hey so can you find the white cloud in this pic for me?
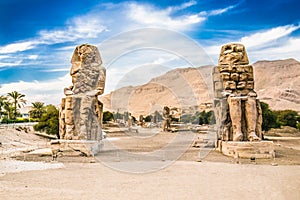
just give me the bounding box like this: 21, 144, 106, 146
249, 37, 300, 61
0, 1, 235, 57
204, 24, 300, 63
167, 0, 197, 12
39, 16, 107, 44
208, 5, 235, 16
0, 60, 23, 67
0, 41, 37, 54
125, 2, 237, 31
0, 13, 107, 55
127, 2, 205, 30
0, 74, 71, 105
0, 55, 9, 59
99, 28, 214, 94
28, 55, 38, 60
42, 68, 70, 72
240, 24, 300, 48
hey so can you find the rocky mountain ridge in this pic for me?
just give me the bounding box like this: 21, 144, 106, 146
100, 58, 300, 116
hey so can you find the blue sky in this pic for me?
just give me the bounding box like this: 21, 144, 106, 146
0, 0, 299, 105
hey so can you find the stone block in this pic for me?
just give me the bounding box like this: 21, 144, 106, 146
230, 73, 239, 81
221, 72, 230, 80
224, 81, 236, 90
237, 81, 246, 89
50, 139, 103, 157
239, 73, 248, 81
246, 81, 254, 90
221, 141, 274, 159
219, 65, 230, 72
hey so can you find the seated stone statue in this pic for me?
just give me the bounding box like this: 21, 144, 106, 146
213, 43, 262, 142
162, 106, 171, 131
59, 44, 106, 141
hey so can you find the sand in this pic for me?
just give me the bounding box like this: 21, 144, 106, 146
1, 161, 300, 200
1, 127, 300, 199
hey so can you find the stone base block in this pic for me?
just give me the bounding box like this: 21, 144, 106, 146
220, 141, 275, 159
50, 139, 103, 157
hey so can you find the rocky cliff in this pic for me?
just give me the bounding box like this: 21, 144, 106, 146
100, 58, 300, 116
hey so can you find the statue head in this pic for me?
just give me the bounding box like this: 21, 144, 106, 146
218, 43, 249, 65
163, 106, 170, 115
70, 44, 102, 84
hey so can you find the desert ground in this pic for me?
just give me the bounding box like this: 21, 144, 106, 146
1, 125, 300, 200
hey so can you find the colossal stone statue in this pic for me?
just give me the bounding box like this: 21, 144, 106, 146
162, 106, 171, 131
213, 43, 262, 142
127, 113, 132, 129
59, 44, 106, 141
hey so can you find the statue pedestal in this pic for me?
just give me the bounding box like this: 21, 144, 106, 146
220, 141, 274, 159
50, 139, 103, 157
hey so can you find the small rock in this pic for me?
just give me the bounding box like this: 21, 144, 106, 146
271, 162, 278, 166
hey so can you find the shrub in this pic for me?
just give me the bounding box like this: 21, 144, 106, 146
103, 111, 114, 123
33, 105, 59, 135
1, 117, 29, 124
144, 115, 152, 122
275, 110, 299, 128
179, 110, 215, 125
260, 102, 280, 131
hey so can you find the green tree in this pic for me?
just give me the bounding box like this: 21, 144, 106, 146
29, 102, 45, 119
296, 122, 300, 130
144, 115, 152, 122
114, 112, 121, 120
34, 105, 59, 136
0, 95, 7, 118
103, 111, 114, 123
207, 110, 216, 124
275, 110, 299, 128
7, 91, 26, 119
198, 111, 208, 125
180, 114, 193, 123
260, 102, 280, 131
3, 101, 13, 120
153, 111, 163, 123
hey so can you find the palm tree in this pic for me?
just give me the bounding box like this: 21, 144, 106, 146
0, 95, 7, 119
29, 102, 45, 119
3, 101, 13, 120
7, 91, 26, 119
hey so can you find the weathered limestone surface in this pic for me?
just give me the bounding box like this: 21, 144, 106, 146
51, 140, 102, 157
213, 43, 262, 142
221, 141, 275, 159
212, 43, 275, 158
59, 44, 106, 141
138, 115, 145, 127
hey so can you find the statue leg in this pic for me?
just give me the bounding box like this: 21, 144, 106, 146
228, 96, 243, 141
245, 97, 260, 141
64, 96, 74, 139
78, 96, 92, 140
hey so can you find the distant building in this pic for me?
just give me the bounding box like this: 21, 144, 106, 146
199, 102, 213, 111
19, 106, 32, 119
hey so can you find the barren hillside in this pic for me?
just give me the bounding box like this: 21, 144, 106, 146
101, 59, 300, 116
253, 58, 300, 111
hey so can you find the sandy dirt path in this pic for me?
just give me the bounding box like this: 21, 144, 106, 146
1, 161, 300, 200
